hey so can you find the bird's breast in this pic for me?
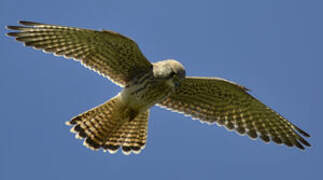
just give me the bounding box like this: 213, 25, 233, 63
120, 75, 175, 112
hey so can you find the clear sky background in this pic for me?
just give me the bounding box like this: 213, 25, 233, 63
1, 0, 322, 180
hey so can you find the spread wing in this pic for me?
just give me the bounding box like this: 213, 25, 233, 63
6, 21, 152, 87
157, 76, 311, 150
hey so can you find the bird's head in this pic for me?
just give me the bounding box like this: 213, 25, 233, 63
153, 59, 186, 87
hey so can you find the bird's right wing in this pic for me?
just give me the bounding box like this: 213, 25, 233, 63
157, 76, 311, 150
6, 21, 152, 87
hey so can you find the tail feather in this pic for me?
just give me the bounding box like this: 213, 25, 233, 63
104, 111, 149, 154
66, 95, 149, 154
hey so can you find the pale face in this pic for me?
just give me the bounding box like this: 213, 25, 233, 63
152, 59, 186, 88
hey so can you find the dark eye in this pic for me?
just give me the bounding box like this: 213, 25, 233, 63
170, 72, 176, 77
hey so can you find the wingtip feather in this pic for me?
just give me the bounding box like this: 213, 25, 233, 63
296, 127, 311, 138
5, 25, 11, 30
6, 25, 23, 30
19, 20, 43, 26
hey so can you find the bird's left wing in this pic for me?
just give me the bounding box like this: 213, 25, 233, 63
157, 76, 311, 150
6, 21, 152, 87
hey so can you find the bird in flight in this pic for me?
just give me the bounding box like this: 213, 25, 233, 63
6, 21, 311, 155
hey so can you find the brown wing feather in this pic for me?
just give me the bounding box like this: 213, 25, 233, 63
157, 76, 311, 150
6, 21, 152, 86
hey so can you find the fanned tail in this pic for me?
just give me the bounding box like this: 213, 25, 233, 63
66, 95, 149, 155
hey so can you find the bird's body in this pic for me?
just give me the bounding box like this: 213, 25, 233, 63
6, 21, 311, 154
121, 60, 183, 113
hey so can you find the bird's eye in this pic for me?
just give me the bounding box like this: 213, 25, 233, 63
170, 72, 176, 77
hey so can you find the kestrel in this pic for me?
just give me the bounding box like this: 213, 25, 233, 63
6, 21, 311, 154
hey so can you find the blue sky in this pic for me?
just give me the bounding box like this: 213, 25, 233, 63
1, 0, 322, 179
